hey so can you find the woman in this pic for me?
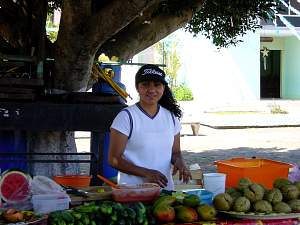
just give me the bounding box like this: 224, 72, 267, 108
108, 64, 191, 190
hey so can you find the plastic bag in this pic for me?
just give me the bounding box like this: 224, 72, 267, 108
288, 163, 300, 182
30, 175, 65, 195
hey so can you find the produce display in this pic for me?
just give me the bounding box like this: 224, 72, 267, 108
213, 177, 300, 217
151, 192, 216, 223
48, 191, 218, 225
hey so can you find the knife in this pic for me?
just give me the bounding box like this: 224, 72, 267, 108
63, 185, 89, 197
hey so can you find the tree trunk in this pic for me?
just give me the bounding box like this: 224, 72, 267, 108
27, 131, 80, 176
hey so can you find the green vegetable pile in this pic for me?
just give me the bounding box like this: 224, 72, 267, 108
49, 201, 155, 225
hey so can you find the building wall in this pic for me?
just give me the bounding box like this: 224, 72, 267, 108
283, 36, 300, 99
178, 31, 260, 108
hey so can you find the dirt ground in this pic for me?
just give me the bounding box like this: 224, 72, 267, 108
75, 126, 300, 174
180, 125, 300, 173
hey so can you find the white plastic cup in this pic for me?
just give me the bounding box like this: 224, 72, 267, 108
203, 173, 226, 197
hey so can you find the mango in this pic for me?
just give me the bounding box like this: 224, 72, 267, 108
175, 205, 198, 223
183, 194, 200, 207
197, 204, 217, 221
153, 195, 176, 209
153, 205, 175, 223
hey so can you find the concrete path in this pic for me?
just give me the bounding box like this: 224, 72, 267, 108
198, 112, 300, 128
181, 99, 300, 128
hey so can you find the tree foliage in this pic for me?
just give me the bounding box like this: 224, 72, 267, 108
173, 85, 194, 101
186, 0, 282, 48
155, 33, 181, 89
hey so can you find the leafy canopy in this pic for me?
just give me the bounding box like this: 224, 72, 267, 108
158, 0, 281, 48
48, 0, 281, 49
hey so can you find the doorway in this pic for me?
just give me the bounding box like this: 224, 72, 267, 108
260, 50, 281, 98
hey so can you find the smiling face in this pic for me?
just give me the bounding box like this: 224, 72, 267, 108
136, 80, 165, 105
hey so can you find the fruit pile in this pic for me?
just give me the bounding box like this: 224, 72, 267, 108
213, 177, 300, 214
0, 208, 40, 223
152, 193, 217, 223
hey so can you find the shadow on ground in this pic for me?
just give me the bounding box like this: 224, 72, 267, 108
182, 147, 300, 173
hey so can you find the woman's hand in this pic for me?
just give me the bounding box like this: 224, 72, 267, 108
144, 169, 168, 188
172, 157, 192, 183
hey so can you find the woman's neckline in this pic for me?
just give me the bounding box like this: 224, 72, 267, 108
136, 102, 160, 119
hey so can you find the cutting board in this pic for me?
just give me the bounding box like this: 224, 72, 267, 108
69, 186, 112, 203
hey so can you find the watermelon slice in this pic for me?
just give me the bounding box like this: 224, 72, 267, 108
0, 169, 31, 203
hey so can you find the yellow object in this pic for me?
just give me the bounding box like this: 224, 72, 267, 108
110, 56, 119, 62
92, 64, 131, 101
98, 53, 110, 62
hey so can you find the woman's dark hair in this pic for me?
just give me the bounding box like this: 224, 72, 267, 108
159, 85, 182, 119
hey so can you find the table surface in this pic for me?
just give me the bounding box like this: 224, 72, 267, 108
171, 218, 300, 225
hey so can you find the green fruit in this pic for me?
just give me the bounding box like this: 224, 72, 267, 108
183, 194, 200, 207
226, 188, 242, 201
232, 196, 251, 212
153, 205, 175, 223
288, 199, 300, 211
175, 205, 198, 223
237, 178, 252, 191
253, 200, 272, 213
213, 193, 233, 211
196, 204, 217, 221
294, 181, 300, 191
273, 202, 292, 213
243, 183, 265, 202
280, 184, 299, 200
273, 178, 292, 189
153, 196, 176, 209
264, 188, 283, 204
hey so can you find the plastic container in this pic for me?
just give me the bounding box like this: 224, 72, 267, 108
100, 63, 121, 82
32, 194, 70, 214
52, 175, 92, 188
203, 173, 226, 197
112, 183, 161, 202
92, 81, 126, 95
183, 189, 213, 205
214, 158, 293, 189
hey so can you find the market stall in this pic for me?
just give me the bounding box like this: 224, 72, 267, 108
1, 157, 300, 225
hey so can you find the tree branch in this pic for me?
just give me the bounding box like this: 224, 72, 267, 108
98, 0, 204, 61
84, 0, 159, 54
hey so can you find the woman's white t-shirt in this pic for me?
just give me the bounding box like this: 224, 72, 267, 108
110, 103, 181, 190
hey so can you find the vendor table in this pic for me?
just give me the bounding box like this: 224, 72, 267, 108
173, 218, 300, 224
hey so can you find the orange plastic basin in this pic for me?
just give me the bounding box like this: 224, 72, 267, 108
214, 157, 293, 189
53, 175, 92, 188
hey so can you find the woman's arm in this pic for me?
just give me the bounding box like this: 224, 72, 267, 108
108, 128, 168, 187
171, 133, 192, 183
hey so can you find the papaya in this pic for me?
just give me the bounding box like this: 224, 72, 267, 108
153, 195, 176, 209
153, 205, 175, 223
183, 194, 200, 207
175, 205, 198, 223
